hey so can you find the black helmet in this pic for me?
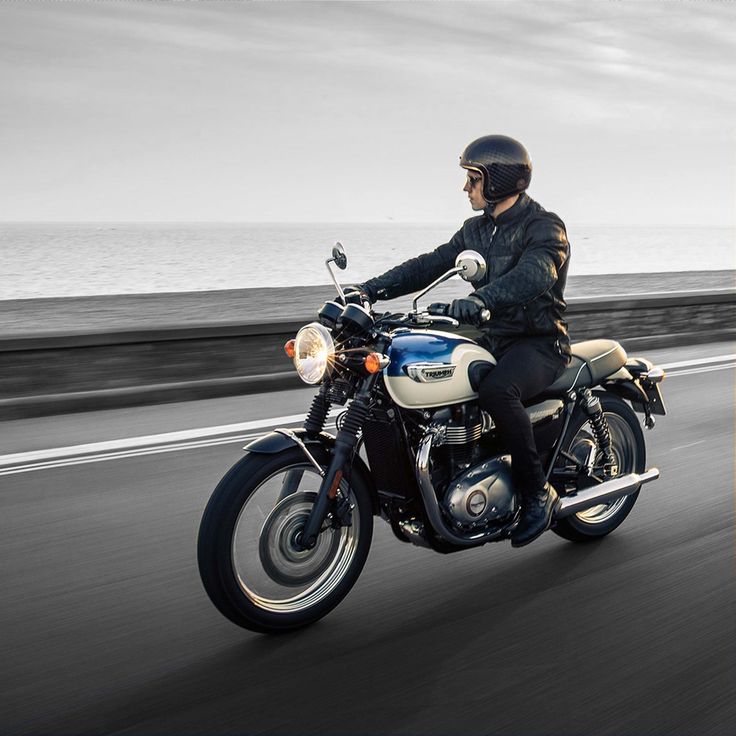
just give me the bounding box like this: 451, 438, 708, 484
460, 135, 532, 204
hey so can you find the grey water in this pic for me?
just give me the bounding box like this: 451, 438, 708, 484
1, 222, 733, 300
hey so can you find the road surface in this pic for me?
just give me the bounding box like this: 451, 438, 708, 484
1, 343, 734, 734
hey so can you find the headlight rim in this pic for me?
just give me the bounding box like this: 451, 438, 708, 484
293, 321, 335, 385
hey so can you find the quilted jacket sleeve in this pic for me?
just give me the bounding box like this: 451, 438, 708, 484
471, 214, 569, 310
362, 228, 466, 301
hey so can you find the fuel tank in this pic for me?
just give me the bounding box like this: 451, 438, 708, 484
384, 329, 495, 409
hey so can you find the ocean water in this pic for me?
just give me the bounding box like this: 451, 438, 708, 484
1, 222, 734, 300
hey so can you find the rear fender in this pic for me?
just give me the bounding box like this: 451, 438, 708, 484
245, 429, 379, 515
601, 378, 648, 413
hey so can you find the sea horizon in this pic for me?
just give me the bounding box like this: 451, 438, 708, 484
2, 221, 734, 300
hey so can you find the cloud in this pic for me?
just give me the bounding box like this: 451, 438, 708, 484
0, 0, 733, 224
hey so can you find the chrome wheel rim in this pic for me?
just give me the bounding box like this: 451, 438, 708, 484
231, 463, 361, 613
569, 412, 639, 525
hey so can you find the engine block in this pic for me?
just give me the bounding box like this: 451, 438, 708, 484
442, 455, 516, 529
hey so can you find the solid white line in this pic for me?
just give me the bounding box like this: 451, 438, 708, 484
0, 432, 269, 476
0, 410, 340, 469
660, 354, 736, 370
664, 363, 736, 377
572, 288, 735, 300
0, 352, 733, 477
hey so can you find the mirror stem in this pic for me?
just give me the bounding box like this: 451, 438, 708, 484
412, 266, 462, 312
325, 258, 346, 302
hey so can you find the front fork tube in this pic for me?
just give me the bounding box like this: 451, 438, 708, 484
297, 377, 376, 550
278, 469, 305, 502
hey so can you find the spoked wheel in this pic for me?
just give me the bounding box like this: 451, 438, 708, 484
552, 393, 646, 542
198, 446, 373, 633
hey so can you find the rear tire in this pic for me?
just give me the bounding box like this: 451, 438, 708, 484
552, 393, 646, 542
198, 446, 373, 633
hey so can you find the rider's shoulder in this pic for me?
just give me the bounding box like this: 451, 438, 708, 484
525, 197, 564, 223
460, 214, 487, 231
523, 198, 567, 240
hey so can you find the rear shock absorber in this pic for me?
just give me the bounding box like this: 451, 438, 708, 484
304, 386, 332, 436
579, 388, 618, 476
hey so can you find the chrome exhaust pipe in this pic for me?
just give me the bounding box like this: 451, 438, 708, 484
555, 468, 660, 519
416, 429, 506, 546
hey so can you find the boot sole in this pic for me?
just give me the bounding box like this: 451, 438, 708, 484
511, 498, 561, 548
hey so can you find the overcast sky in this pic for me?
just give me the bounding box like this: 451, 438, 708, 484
1, 0, 734, 226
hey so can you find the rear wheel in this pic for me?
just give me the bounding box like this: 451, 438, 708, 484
552, 393, 645, 542
198, 446, 373, 633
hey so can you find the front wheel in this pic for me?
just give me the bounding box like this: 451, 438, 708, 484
198, 445, 373, 633
552, 393, 646, 542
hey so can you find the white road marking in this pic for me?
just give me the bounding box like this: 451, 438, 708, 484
0, 352, 733, 476
664, 363, 736, 377
660, 354, 736, 370
574, 288, 735, 300
0, 410, 341, 474
669, 440, 706, 452
0, 431, 268, 476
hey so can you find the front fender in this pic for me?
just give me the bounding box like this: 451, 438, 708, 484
245, 428, 379, 515
244, 428, 336, 455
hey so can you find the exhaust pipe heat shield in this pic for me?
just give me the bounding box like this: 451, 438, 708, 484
555, 468, 660, 519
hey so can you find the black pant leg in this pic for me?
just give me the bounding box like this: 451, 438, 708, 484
478, 339, 566, 493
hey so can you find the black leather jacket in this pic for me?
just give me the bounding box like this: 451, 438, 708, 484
364, 193, 571, 355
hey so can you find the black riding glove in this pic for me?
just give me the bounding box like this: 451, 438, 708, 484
427, 302, 449, 316
447, 295, 486, 325
341, 284, 374, 306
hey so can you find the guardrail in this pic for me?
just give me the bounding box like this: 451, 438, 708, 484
1, 290, 734, 419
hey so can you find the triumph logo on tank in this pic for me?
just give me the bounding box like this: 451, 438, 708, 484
406, 363, 457, 382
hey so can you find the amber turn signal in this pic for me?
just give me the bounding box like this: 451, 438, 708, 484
284, 339, 296, 358
364, 352, 388, 374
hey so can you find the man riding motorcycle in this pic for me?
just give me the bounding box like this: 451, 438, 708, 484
352, 135, 571, 547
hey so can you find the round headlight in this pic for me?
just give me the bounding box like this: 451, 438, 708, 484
293, 322, 335, 384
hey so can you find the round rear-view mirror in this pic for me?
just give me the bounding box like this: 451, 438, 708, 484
332, 242, 348, 270
455, 250, 486, 281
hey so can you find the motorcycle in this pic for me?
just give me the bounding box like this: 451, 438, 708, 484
198, 244, 666, 633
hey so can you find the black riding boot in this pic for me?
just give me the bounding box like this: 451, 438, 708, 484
511, 482, 560, 548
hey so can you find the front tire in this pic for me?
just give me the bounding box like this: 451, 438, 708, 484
552, 393, 646, 542
198, 446, 373, 633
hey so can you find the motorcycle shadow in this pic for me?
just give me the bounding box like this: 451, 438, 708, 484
64, 535, 628, 733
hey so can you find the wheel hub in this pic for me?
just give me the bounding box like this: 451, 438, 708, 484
567, 423, 628, 523
569, 436, 600, 487
258, 492, 340, 587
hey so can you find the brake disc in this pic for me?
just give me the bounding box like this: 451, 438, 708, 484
258, 492, 341, 587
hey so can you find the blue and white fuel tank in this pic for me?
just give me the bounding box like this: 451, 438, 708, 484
384, 329, 495, 409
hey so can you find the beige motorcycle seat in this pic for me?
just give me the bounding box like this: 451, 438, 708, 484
468, 339, 627, 399
539, 339, 627, 397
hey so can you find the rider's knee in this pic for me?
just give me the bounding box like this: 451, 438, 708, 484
479, 377, 520, 410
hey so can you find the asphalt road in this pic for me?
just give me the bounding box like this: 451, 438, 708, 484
1, 343, 734, 735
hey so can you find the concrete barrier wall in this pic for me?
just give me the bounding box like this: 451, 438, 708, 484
1, 290, 734, 419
